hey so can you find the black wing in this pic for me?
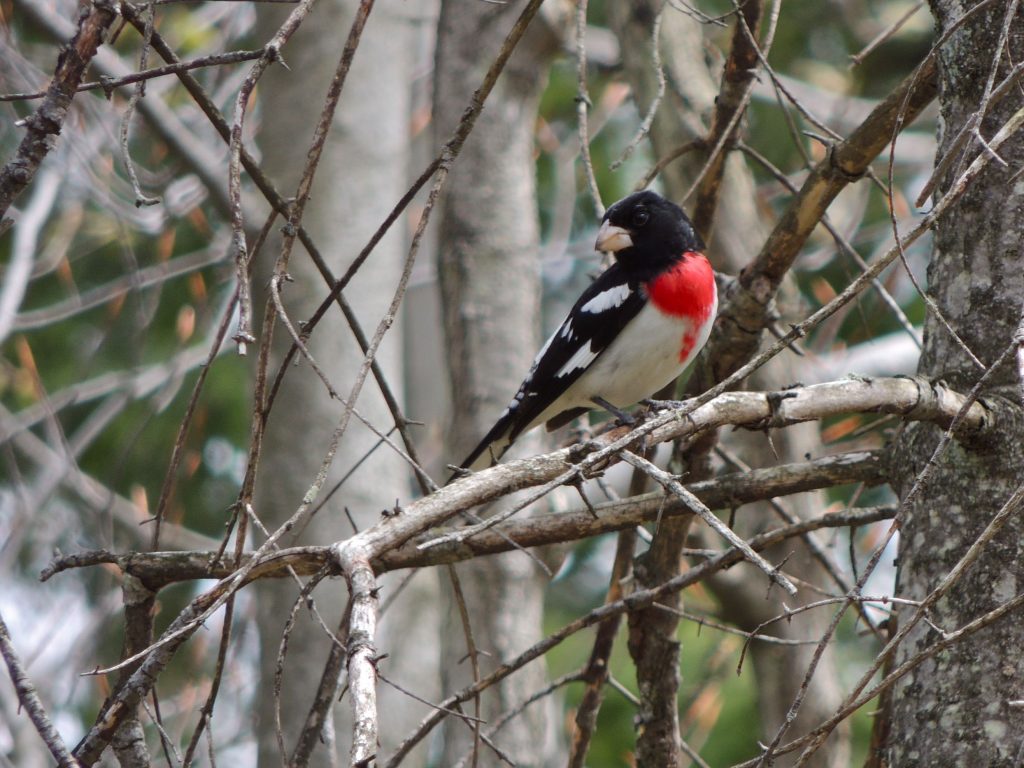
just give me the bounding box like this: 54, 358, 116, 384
459, 263, 647, 469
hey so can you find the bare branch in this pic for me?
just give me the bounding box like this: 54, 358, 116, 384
0, 0, 119, 221
420, 376, 994, 550
849, 1, 925, 67
43, 448, 888, 586
382, 505, 895, 766
705, 55, 938, 384
0, 49, 266, 102
621, 450, 798, 595
0, 611, 77, 767
574, 0, 604, 218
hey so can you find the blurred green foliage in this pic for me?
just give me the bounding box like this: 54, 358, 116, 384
1, 0, 935, 763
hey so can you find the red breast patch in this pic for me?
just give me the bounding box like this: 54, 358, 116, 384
646, 252, 716, 321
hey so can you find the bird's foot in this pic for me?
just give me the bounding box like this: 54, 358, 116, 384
592, 396, 637, 428
641, 398, 688, 413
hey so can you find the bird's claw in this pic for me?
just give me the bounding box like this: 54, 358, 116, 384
592, 396, 637, 428
641, 398, 687, 413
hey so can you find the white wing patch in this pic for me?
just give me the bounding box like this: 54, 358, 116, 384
581, 283, 632, 314
556, 342, 599, 378
560, 320, 574, 340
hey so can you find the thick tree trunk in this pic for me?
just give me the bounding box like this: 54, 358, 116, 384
888, 2, 1024, 764
433, 2, 564, 765
250, 3, 437, 766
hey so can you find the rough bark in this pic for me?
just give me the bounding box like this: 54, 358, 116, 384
888, 2, 1024, 765
250, 3, 438, 766
433, 2, 564, 764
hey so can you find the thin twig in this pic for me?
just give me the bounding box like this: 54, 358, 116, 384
574, 0, 604, 218
118, 3, 160, 207
782, 476, 1024, 766
732, 591, 1024, 767
382, 508, 894, 766
884, 0, 1021, 374
227, 0, 320, 352
568, 528, 636, 768
0, 49, 266, 102
736, 141, 921, 348
849, 1, 925, 67
620, 450, 798, 595
755, 340, 1019, 765
0, 0, 119, 221
0, 612, 77, 767
611, 4, 665, 171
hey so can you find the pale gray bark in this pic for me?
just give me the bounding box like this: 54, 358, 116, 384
250, 3, 438, 766
433, 2, 565, 765
887, 2, 1024, 765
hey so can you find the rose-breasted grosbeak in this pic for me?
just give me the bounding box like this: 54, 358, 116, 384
460, 190, 717, 471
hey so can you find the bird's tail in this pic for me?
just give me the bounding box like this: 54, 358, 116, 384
457, 414, 516, 474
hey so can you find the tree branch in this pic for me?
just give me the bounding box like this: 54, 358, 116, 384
702, 55, 938, 386
382, 505, 895, 766
0, 611, 77, 767
691, 0, 764, 236
0, 0, 118, 221
0, 48, 266, 102
43, 448, 887, 587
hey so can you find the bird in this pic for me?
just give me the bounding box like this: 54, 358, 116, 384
459, 189, 718, 472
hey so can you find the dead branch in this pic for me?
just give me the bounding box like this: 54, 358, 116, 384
691, 0, 764, 236
704, 55, 938, 385
43, 448, 887, 587
0, 611, 78, 767
383, 505, 895, 766
622, 450, 798, 594
0, 48, 266, 102
0, 0, 118, 221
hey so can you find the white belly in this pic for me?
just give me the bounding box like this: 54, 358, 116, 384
532, 294, 716, 429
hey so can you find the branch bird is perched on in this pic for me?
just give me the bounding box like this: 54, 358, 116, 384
460, 190, 718, 471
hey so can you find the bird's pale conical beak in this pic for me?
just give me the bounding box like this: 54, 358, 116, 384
595, 220, 633, 252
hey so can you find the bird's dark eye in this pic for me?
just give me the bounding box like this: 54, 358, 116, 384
632, 208, 649, 227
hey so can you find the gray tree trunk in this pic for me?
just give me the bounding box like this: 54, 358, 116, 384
250, 3, 438, 766
432, 2, 564, 765
888, 2, 1024, 764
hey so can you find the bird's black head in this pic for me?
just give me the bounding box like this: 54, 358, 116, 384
595, 190, 703, 277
